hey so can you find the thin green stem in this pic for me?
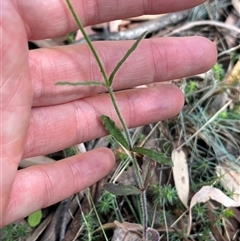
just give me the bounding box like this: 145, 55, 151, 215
130, 152, 143, 188
108, 86, 148, 239
66, 0, 109, 86
65, 1, 149, 239
131, 152, 148, 240
79, 204, 92, 241
141, 190, 148, 241
88, 189, 108, 241
108, 87, 132, 149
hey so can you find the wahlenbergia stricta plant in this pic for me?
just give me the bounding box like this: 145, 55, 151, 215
56, 0, 173, 240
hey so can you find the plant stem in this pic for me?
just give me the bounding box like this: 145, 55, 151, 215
65, 1, 149, 239
141, 190, 148, 240
88, 189, 108, 241
66, 0, 109, 86
108, 86, 148, 240
108, 87, 132, 149
131, 152, 148, 240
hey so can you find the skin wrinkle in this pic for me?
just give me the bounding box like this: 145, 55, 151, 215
120, 91, 136, 128
167, 43, 180, 78
29, 56, 44, 105
72, 100, 89, 143
26, 107, 57, 157
24, 116, 35, 157
33, 109, 48, 156
7, 169, 40, 220
142, 0, 152, 14
114, 46, 154, 87
5, 171, 36, 223
82, 0, 99, 27
4, 70, 27, 108
37, 166, 56, 208
88, 46, 104, 92
66, 155, 101, 193
66, 159, 83, 193
149, 40, 166, 83
18, 0, 63, 40
14, 0, 32, 39
185, 40, 210, 73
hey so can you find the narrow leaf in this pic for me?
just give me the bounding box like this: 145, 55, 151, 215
55, 81, 107, 87
108, 31, 147, 86
132, 147, 173, 166
104, 183, 142, 196
27, 210, 42, 227
100, 115, 129, 149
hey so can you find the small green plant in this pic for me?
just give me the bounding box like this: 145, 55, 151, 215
67, 31, 77, 44
0, 222, 30, 241
185, 80, 198, 94
214, 206, 235, 230
80, 211, 98, 241
151, 184, 178, 207
56, 1, 173, 239
97, 191, 115, 215
192, 203, 208, 221
212, 62, 225, 81
27, 209, 42, 227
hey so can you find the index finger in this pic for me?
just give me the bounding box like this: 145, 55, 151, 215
14, 0, 206, 40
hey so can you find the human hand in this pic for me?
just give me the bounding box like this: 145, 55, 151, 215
1, 0, 216, 227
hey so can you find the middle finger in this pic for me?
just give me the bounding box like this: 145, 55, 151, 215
30, 37, 216, 106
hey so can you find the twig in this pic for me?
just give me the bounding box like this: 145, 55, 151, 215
167, 20, 240, 36
218, 44, 240, 57
74, 10, 191, 43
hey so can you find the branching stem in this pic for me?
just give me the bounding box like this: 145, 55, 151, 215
66, 0, 109, 86
65, 1, 149, 240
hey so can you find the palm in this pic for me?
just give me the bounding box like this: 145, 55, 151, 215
1, 0, 216, 227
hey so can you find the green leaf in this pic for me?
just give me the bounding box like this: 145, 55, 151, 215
27, 210, 42, 227
100, 115, 129, 149
55, 81, 107, 87
132, 147, 173, 166
108, 31, 147, 86
104, 183, 142, 196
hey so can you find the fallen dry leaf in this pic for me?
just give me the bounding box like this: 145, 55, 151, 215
114, 220, 143, 232
111, 221, 142, 241
232, 0, 240, 14
216, 161, 240, 205
188, 185, 240, 234
172, 149, 189, 208
20, 156, 55, 168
